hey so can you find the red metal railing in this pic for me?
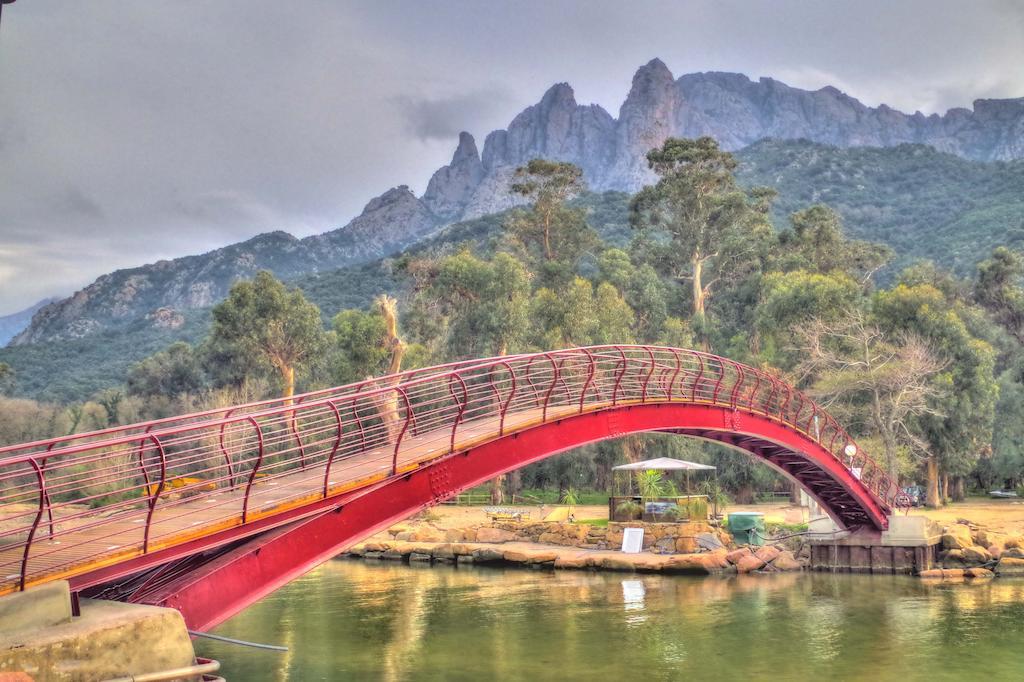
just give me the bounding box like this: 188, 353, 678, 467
0, 346, 904, 593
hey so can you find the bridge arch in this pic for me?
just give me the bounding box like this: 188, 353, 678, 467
0, 346, 904, 628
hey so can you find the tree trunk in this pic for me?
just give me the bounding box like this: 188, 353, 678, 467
691, 256, 706, 318
789, 481, 802, 505
925, 455, 941, 508
952, 476, 965, 502
281, 364, 295, 399
506, 469, 522, 502
941, 472, 949, 504
490, 476, 504, 505
543, 210, 553, 261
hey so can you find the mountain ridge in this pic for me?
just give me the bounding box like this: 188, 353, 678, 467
11, 58, 1024, 346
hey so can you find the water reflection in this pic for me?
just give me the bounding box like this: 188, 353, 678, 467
201, 559, 1024, 681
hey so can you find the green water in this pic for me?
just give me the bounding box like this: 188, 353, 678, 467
201, 559, 1024, 681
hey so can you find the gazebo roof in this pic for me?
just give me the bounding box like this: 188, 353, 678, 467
612, 457, 716, 471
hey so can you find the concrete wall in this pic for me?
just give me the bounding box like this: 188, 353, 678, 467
0, 587, 197, 682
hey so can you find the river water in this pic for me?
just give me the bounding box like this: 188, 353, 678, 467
200, 559, 1024, 681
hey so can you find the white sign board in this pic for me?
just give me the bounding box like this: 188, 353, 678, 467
621, 527, 644, 554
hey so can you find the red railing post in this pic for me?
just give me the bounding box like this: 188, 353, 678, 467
322, 401, 343, 498
351, 397, 367, 452
578, 349, 595, 413
498, 361, 516, 436
19, 458, 45, 591
218, 409, 236, 489
142, 435, 167, 553
392, 389, 413, 474
710, 357, 726, 404
691, 354, 705, 401
289, 397, 308, 470
611, 348, 627, 406
729, 361, 746, 408
448, 373, 469, 453
748, 371, 762, 412
41, 442, 57, 538
241, 418, 264, 525
641, 347, 656, 403
668, 349, 682, 401
542, 354, 558, 422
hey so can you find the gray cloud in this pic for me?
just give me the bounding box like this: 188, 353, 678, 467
0, 0, 1022, 314
395, 89, 513, 142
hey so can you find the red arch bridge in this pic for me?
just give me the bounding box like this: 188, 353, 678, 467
0, 346, 906, 630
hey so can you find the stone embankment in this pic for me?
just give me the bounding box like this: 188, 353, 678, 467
920, 521, 1024, 581
346, 540, 805, 574
349, 516, 807, 575
387, 519, 733, 554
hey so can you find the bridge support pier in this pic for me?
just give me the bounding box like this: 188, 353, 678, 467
806, 514, 942, 574
0, 581, 200, 681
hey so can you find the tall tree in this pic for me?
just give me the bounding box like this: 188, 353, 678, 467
793, 311, 945, 479
505, 159, 597, 287
629, 137, 772, 343
420, 251, 532, 358
873, 283, 997, 506
974, 246, 1024, 346
776, 205, 891, 283
207, 271, 327, 399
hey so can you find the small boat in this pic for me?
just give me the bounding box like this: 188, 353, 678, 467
989, 490, 1020, 499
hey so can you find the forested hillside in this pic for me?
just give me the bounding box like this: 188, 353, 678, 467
736, 140, 1024, 276
3, 141, 1023, 401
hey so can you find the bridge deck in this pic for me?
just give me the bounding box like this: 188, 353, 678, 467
0, 403, 589, 595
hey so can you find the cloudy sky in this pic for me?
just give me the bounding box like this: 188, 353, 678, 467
1, 0, 1022, 314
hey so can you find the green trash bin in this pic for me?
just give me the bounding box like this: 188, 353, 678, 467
728, 512, 766, 546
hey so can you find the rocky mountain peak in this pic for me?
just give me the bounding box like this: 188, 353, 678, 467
623, 58, 675, 107
422, 132, 485, 220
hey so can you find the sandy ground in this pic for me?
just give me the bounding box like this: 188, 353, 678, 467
417, 497, 1024, 535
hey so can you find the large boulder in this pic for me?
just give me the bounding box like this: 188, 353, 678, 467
962, 545, 993, 564
941, 524, 974, 550
409, 526, 446, 543
444, 528, 467, 543
1003, 547, 1024, 559
726, 547, 753, 564
472, 547, 506, 562
554, 554, 591, 569
663, 554, 712, 574
475, 527, 518, 543
942, 549, 968, 567
754, 546, 781, 563
965, 567, 995, 579
995, 557, 1024, 576
736, 555, 766, 573
988, 544, 1003, 560
971, 528, 992, 548
771, 551, 803, 571
503, 548, 557, 564
1004, 535, 1023, 549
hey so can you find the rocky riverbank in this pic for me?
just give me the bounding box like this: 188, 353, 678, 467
346, 539, 805, 575
923, 521, 1024, 580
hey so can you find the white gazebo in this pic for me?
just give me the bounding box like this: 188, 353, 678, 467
612, 457, 717, 473
611, 457, 720, 520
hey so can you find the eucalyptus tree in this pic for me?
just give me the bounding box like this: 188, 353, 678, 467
506, 159, 598, 287
206, 271, 328, 399
629, 137, 773, 344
